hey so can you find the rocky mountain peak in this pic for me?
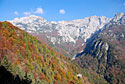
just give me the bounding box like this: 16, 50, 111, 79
9, 14, 112, 57
11, 15, 47, 23
113, 12, 125, 22
10, 15, 110, 44
104, 13, 125, 29
10, 15, 52, 33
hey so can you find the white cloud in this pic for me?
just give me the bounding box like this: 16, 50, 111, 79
14, 11, 19, 15
23, 12, 31, 16
34, 8, 43, 14
59, 9, 65, 14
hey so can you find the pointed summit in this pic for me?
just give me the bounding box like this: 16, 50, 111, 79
112, 12, 125, 23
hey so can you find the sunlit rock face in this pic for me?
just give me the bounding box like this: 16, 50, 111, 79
74, 13, 125, 84
10, 15, 110, 56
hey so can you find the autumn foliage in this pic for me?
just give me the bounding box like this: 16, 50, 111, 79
0, 21, 89, 84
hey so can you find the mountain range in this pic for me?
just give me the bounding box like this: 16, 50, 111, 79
1, 12, 124, 84
75, 13, 125, 84
10, 14, 111, 57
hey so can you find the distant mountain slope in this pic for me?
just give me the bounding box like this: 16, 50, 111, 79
0, 21, 92, 84
10, 15, 110, 57
10, 15, 110, 43
75, 13, 125, 84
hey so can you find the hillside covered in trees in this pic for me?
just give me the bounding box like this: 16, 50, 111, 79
0, 21, 91, 84
0, 21, 109, 84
